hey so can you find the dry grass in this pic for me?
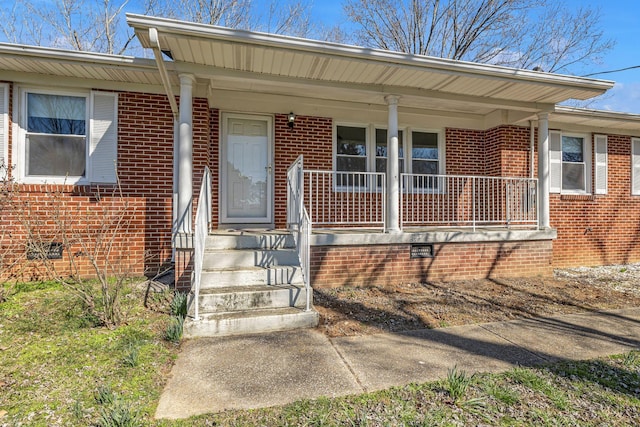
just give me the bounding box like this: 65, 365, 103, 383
315, 265, 640, 337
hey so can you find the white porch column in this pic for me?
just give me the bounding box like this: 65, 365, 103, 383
172, 119, 179, 235
176, 74, 195, 235
537, 112, 550, 229
385, 95, 401, 233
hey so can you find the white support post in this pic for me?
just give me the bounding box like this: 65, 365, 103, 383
385, 95, 401, 233
177, 74, 195, 235
537, 113, 550, 229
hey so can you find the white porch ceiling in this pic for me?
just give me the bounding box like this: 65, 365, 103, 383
128, 14, 614, 117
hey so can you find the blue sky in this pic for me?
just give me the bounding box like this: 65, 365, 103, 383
307, 0, 640, 114
581, 0, 640, 113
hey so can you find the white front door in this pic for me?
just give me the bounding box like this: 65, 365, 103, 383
221, 113, 273, 224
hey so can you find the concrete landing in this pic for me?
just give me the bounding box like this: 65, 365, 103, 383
156, 307, 640, 419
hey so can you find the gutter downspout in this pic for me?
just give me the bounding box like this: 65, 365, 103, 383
149, 27, 180, 260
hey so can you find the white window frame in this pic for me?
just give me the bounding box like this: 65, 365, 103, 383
13, 87, 118, 185
407, 128, 446, 175
550, 131, 592, 195
333, 122, 444, 191
562, 132, 591, 194
14, 87, 90, 185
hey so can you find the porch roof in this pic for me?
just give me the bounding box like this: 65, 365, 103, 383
127, 14, 613, 116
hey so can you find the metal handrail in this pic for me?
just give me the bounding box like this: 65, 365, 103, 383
287, 155, 311, 312
192, 166, 212, 321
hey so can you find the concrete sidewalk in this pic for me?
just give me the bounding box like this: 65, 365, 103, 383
155, 307, 640, 419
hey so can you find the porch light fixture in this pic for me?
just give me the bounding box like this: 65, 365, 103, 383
287, 112, 296, 129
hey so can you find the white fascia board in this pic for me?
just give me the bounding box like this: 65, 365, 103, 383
126, 14, 614, 93
555, 105, 640, 122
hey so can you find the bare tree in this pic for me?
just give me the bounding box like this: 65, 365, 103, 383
2, 0, 166, 55
165, 0, 312, 37
343, 0, 613, 74
2, 0, 314, 54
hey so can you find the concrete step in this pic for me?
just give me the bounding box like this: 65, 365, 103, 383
203, 248, 299, 269
198, 285, 310, 312
206, 232, 295, 250
184, 307, 319, 338
200, 265, 303, 288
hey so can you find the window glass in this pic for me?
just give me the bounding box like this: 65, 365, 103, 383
375, 128, 404, 173
411, 131, 439, 183
27, 94, 86, 135
336, 126, 366, 157
336, 125, 366, 186
25, 93, 86, 177
561, 135, 585, 192
562, 136, 584, 163
412, 131, 439, 160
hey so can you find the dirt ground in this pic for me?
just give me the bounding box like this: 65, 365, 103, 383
314, 264, 640, 337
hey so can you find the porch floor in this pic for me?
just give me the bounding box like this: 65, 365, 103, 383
210, 226, 556, 245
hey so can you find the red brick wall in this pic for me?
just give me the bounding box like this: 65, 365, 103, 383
1, 90, 210, 280
117, 92, 209, 270
311, 240, 553, 287
0, 184, 146, 280
274, 114, 333, 228
550, 134, 640, 267
445, 128, 486, 175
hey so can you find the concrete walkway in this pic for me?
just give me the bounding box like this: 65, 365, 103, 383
155, 307, 640, 419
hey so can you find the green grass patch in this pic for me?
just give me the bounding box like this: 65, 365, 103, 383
3, 281, 640, 426
0, 280, 177, 426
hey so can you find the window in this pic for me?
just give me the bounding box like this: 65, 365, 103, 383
16, 88, 118, 184
336, 125, 367, 187
334, 124, 443, 187
25, 92, 87, 177
549, 130, 592, 194
561, 135, 586, 192
411, 131, 440, 175
375, 128, 404, 174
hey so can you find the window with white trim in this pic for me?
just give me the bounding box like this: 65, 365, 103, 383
25, 92, 87, 177
335, 124, 444, 188
549, 130, 592, 194
15, 88, 118, 184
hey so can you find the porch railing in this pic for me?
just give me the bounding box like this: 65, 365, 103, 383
401, 174, 538, 230
287, 155, 311, 312
303, 170, 386, 231
191, 166, 212, 321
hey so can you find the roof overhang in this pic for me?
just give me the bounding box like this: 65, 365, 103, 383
0, 42, 164, 91
551, 106, 640, 133
127, 14, 614, 117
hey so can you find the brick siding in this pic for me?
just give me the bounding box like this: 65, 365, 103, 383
1, 89, 210, 280
311, 240, 553, 287
550, 133, 640, 267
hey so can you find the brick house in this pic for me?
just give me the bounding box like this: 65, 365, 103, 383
1, 15, 640, 335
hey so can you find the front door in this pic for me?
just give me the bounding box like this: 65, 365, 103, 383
221, 113, 273, 224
